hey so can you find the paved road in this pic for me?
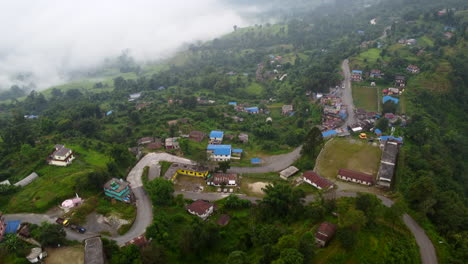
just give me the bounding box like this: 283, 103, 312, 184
3, 214, 98, 242
340, 59, 357, 128
228, 146, 302, 174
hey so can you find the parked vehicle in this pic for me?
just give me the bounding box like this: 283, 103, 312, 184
69, 224, 86, 234
55, 218, 69, 227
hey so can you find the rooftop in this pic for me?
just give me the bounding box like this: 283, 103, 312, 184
316, 222, 337, 241
378, 163, 395, 182
208, 173, 237, 185
303, 171, 333, 189
104, 178, 130, 193
280, 166, 299, 178
210, 130, 224, 138
207, 144, 232, 150
214, 148, 231, 156
381, 142, 399, 164
53, 145, 72, 157
187, 200, 213, 215
338, 169, 374, 183
84, 237, 105, 264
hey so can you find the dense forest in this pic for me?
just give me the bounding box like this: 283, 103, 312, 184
0, 0, 467, 263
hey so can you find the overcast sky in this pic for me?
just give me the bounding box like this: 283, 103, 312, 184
0, 0, 254, 90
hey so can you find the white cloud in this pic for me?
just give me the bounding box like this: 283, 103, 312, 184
0, 0, 251, 90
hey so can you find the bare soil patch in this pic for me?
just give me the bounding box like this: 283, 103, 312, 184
45, 246, 84, 264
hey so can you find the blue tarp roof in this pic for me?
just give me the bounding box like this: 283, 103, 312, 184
380, 136, 403, 143
5, 220, 21, 234
214, 148, 231, 155
245, 107, 259, 112
352, 70, 363, 74
210, 131, 224, 138
106, 110, 113, 116
207, 144, 231, 150
383, 96, 399, 104
228, 102, 237, 105
251, 158, 261, 164
322, 130, 338, 137
375, 129, 382, 134
232, 149, 243, 153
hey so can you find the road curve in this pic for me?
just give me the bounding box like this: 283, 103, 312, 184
228, 146, 302, 174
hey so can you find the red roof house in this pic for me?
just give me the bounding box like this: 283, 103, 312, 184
315, 222, 337, 247
303, 171, 334, 190
207, 173, 237, 186
186, 200, 214, 220
337, 169, 374, 186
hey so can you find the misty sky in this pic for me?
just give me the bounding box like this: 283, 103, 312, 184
0, 0, 254, 90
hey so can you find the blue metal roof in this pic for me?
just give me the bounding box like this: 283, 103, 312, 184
380, 136, 403, 143
106, 110, 113, 116
375, 129, 382, 134
245, 107, 259, 112
214, 148, 232, 155
383, 96, 399, 104
207, 144, 231, 150
322, 130, 338, 137
251, 158, 261, 164
5, 220, 21, 234
232, 149, 243, 153
352, 70, 363, 74
210, 131, 224, 138
228, 102, 237, 106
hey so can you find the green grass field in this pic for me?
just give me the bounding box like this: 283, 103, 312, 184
3, 144, 110, 213
352, 84, 378, 112
315, 138, 382, 180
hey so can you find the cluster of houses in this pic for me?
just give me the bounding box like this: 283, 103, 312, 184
256, 55, 287, 82
319, 95, 347, 131
229, 102, 262, 114
351, 69, 384, 82
398, 38, 417, 45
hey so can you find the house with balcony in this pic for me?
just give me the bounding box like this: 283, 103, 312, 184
207, 144, 232, 161
104, 178, 132, 203
47, 144, 75, 166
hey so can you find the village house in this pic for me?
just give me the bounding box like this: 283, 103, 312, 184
104, 178, 132, 203
125, 235, 149, 248
406, 64, 420, 74
128, 92, 141, 102
47, 144, 75, 166
207, 144, 232, 161
444, 32, 454, 39
209, 130, 224, 144
207, 173, 238, 187
187, 200, 214, 220
244, 107, 260, 114
26, 248, 47, 263
315, 222, 337, 247
303, 171, 334, 190
189, 131, 206, 142
137, 137, 154, 145
351, 70, 363, 82
379, 136, 403, 145
165, 137, 180, 150
147, 139, 163, 150
377, 141, 399, 188
406, 39, 417, 45
0, 212, 6, 241
369, 69, 382, 78
170, 163, 209, 181
84, 237, 105, 264
167, 119, 178, 126
280, 166, 299, 180
394, 75, 406, 87
337, 169, 374, 186
231, 149, 243, 160
238, 133, 249, 143
282, 105, 294, 115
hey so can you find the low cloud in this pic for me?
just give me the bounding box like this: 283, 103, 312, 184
0, 0, 252, 90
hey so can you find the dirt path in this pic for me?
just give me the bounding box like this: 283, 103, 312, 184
341, 59, 357, 128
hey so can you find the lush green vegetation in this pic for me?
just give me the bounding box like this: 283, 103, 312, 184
0, 0, 467, 262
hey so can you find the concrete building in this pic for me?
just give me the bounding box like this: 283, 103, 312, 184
103, 178, 132, 203
84, 237, 105, 264
47, 145, 75, 166
187, 200, 214, 220
377, 141, 399, 188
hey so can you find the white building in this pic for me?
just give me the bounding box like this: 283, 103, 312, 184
47, 145, 75, 166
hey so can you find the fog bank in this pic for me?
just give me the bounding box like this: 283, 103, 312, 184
0, 0, 252, 90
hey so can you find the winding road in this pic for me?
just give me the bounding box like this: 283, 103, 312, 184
3, 57, 437, 263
